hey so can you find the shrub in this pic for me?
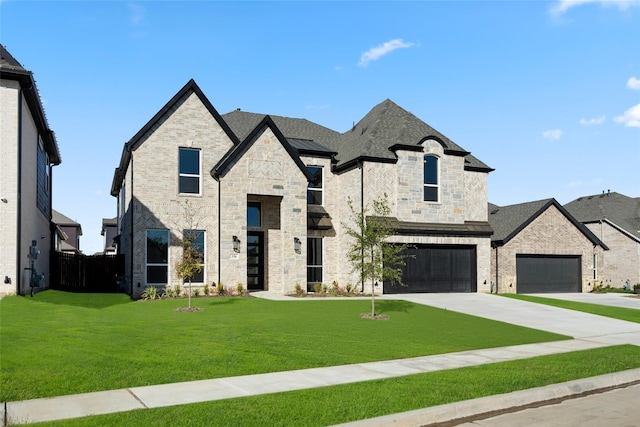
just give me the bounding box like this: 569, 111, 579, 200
203, 284, 210, 296
175, 284, 182, 298
217, 282, 225, 296
294, 283, 303, 296
313, 283, 322, 294
236, 283, 244, 295
141, 286, 158, 300
193, 288, 200, 297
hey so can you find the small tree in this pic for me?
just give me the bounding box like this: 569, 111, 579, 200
344, 194, 411, 317
173, 200, 204, 310
175, 231, 204, 309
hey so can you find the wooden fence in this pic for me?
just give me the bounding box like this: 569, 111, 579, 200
51, 252, 125, 293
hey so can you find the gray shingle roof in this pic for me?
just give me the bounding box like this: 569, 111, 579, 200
488, 198, 606, 248
564, 192, 640, 241
222, 99, 492, 172
1, 45, 61, 165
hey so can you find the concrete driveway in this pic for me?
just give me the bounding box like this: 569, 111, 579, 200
379, 293, 640, 345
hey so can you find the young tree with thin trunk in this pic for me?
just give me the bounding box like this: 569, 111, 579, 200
344, 194, 410, 317
174, 200, 204, 310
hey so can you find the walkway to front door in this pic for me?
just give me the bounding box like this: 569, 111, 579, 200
247, 231, 264, 290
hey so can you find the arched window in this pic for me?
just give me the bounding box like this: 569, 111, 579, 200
424, 155, 439, 202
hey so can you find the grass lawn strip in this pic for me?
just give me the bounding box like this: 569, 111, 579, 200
0, 291, 570, 401
500, 294, 640, 324
31, 345, 640, 427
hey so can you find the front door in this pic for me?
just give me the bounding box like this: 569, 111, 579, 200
247, 232, 264, 290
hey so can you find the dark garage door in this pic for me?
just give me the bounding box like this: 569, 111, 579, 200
516, 255, 581, 293
384, 245, 476, 293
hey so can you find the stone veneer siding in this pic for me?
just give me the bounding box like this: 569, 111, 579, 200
491, 205, 604, 293
583, 222, 640, 288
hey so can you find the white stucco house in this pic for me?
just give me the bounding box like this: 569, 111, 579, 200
0, 45, 61, 296
111, 79, 494, 298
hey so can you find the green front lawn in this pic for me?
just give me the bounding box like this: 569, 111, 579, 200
34, 345, 640, 427
1, 291, 569, 401
500, 294, 640, 323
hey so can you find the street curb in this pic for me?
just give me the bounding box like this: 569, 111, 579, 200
331, 368, 640, 427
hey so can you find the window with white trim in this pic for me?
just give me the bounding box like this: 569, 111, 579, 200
307, 166, 323, 205
146, 229, 169, 285
423, 155, 439, 202
179, 148, 201, 194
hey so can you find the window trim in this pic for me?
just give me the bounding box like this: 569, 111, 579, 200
178, 147, 202, 195
306, 165, 323, 206
423, 154, 439, 203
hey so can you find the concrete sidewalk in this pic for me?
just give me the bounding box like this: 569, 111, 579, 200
3, 293, 639, 425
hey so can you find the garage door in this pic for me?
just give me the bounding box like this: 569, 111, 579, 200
384, 245, 476, 293
516, 255, 581, 293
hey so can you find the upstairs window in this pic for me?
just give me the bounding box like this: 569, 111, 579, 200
36, 139, 50, 216
424, 155, 439, 202
307, 166, 323, 205
247, 202, 261, 228
179, 148, 201, 194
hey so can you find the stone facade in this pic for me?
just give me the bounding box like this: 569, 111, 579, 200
113, 80, 494, 298
583, 221, 640, 288
491, 205, 605, 293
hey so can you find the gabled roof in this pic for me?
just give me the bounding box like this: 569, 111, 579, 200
52, 210, 83, 235
489, 198, 607, 249
101, 217, 117, 235
111, 79, 239, 196
223, 99, 492, 172
565, 192, 640, 242
211, 115, 314, 182
0, 45, 61, 165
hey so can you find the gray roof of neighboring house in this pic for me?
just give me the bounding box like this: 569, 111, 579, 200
101, 217, 117, 234
1, 45, 61, 165
564, 192, 640, 241
488, 199, 607, 248
52, 210, 83, 235
222, 99, 493, 172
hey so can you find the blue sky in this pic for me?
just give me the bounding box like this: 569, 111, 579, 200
2, 0, 639, 254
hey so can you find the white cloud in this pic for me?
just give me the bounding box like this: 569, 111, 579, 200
550, 0, 640, 16
128, 3, 146, 25
542, 129, 564, 141
358, 39, 415, 67
614, 103, 640, 127
627, 77, 640, 90
579, 116, 605, 125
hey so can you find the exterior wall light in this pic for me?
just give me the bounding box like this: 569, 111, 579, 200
294, 237, 301, 254
233, 235, 241, 253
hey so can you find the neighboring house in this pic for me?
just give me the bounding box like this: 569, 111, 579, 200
488, 199, 607, 293
0, 45, 61, 296
565, 191, 640, 289
101, 217, 118, 255
111, 79, 494, 298
52, 210, 82, 254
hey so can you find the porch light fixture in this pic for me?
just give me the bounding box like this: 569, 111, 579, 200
294, 237, 301, 254
233, 235, 241, 253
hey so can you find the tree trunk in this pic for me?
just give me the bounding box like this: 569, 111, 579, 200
371, 280, 375, 316
188, 279, 192, 309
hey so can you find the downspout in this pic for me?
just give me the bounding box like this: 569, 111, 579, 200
129, 150, 134, 295
360, 159, 364, 292
16, 88, 23, 295
217, 178, 221, 287
494, 245, 499, 294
